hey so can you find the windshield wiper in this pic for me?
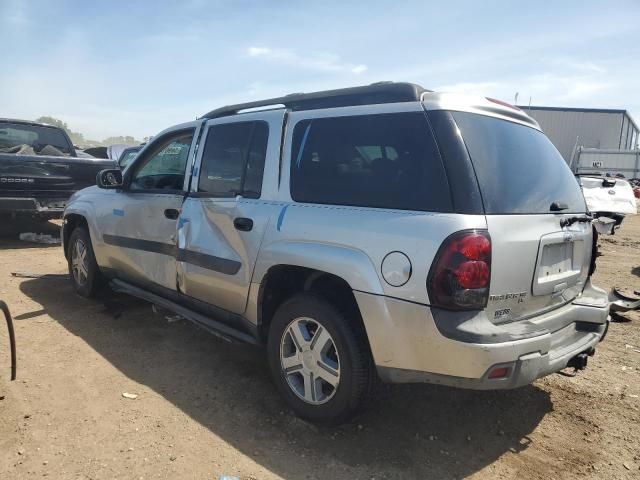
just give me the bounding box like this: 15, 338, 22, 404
550, 201, 569, 211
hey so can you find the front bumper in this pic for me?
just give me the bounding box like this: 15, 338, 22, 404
0, 197, 66, 215
355, 280, 610, 389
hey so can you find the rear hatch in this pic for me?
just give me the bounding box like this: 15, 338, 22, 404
451, 111, 592, 323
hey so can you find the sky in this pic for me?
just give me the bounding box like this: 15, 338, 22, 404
1, 0, 639, 141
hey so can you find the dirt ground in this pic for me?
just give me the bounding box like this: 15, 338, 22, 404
0, 216, 638, 480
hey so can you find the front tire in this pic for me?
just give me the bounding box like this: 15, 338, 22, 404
267, 293, 373, 425
67, 227, 103, 298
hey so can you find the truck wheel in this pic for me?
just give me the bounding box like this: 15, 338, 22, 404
267, 293, 373, 425
67, 227, 103, 298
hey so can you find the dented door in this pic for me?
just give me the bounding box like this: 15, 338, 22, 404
176, 110, 285, 314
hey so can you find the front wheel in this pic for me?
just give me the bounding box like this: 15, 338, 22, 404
267, 293, 373, 425
67, 227, 103, 298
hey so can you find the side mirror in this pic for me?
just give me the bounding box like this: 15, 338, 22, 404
96, 169, 123, 189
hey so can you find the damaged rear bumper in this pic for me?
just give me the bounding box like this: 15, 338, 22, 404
377, 319, 607, 389
355, 280, 610, 389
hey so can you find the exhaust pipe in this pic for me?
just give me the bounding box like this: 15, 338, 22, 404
567, 352, 589, 371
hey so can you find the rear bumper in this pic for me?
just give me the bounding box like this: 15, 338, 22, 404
0, 197, 67, 216
377, 320, 607, 389
355, 280, 610, 389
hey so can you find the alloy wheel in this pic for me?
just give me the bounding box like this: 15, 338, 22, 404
279, 317, 341, 405
71, 238, 89, 286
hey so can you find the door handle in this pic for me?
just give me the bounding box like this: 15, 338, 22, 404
234, 217, 253, 232
164, 208, 180, 220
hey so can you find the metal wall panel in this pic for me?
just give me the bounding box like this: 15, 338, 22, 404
522, 109, 624, 163
575, 149, 640, 178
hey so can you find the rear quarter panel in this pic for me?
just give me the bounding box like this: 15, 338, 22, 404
254, 204, 486, 304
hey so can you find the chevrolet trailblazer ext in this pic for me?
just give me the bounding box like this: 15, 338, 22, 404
62, 83, 610, 424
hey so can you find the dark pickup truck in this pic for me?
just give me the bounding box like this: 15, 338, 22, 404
0, 118, 115, 219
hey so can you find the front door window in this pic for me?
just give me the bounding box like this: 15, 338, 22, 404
130, 132, 194, 191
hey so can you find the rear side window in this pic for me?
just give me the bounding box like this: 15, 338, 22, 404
198, 121, 268, 198
290, 112, 452, 212
453, 112, 586, 214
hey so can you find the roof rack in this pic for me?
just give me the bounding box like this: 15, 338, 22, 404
201, 82, 429, 119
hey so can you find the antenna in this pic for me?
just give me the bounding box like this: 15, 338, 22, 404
514, 92, 519, 105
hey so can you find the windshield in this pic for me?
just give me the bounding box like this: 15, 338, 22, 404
0, 122, 73, 156
452, 112, 586, 214
119, 148, 141, 168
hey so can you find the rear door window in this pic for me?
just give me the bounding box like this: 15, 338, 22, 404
290, 112, 452, 212
198, 121, 268, 198
452, 112, 586, 214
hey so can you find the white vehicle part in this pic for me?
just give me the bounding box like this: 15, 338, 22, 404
580, 177, 637, 215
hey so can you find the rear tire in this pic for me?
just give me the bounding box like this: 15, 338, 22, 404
67, 226, 103, 298
267, 293, 373, 425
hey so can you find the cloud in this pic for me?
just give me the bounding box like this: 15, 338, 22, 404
246, 46, 367, 75
248, 47, 271, 57
434, 72, 617, 108
434, 81, 504, 96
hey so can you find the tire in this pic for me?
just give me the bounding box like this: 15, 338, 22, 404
267, 292, 373, 425
67, 226, 103, 298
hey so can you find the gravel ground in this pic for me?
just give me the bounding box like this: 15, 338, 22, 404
0, 215, 638, 479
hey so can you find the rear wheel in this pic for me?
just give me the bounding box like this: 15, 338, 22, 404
267, 293, 372, 425
67, 227, 103, 298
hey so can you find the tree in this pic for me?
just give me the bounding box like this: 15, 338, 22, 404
101, 135, 141, 145
36, 116, 85, 145
36, 116, 68, 131
35, 116, 142, 147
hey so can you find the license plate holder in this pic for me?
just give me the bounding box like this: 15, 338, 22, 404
532, 232, 584, 296
539, 242, 574, 279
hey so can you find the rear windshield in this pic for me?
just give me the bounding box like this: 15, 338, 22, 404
0, 123, 72, 156
290, 112, 452, 212
453, 112, 586, 214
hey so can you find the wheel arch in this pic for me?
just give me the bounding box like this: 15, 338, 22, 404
256, 264, 374, 355
252, 241, 384, 294
62, 213, 90, 259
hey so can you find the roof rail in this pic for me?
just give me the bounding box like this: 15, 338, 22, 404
201, 82, 429, 119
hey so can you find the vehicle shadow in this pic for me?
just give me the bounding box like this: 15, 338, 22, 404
20, 277, 552, 479
631, 266, 640, 277
0, 217, 61, 249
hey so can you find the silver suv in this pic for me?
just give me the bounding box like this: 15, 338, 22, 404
62, 83, 610, 424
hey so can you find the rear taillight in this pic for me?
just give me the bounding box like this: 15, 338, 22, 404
427, 230, 491, 310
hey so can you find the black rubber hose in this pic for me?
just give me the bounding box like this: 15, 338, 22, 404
0, 300, 16, 381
